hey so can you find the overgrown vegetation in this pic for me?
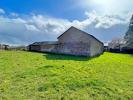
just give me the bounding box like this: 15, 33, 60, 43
0, 51, 133, 99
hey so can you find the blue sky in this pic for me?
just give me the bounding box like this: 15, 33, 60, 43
0, 0, 85, 20
0, 0, 133, 45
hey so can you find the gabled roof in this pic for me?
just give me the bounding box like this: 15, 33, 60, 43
31, 41, 58, 45
57, 26, 103, 44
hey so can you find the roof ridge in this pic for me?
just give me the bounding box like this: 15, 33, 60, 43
58, 26, 103, 44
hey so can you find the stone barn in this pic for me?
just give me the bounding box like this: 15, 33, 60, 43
29, 26, 104, 57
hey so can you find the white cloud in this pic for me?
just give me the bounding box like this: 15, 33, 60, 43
79, 0, 133, 15
30, 15, 70, 34
0, 10, 131, 45
85, 10, 131, 28
0, 8, 5, 14
25, 24, 40, 32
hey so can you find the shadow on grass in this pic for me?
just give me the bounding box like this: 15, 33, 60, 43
129, 54, 133, 57
44, 53, 101, 61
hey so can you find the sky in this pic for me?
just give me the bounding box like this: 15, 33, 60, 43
0, 0, 133, 45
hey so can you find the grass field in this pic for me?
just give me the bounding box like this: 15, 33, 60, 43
0, 51, 133, 100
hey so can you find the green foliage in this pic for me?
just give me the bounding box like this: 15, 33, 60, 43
0, 51, 133, 100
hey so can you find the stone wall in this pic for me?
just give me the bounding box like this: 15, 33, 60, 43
90, 39, 104, 57
57, 27, 104, 56
52, 42, 91, 56
58, 27, 92, 43
29, 45, 41, 51
40, 44, 56, 52
29, 41, 103, 57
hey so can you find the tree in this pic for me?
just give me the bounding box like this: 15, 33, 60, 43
124, 15, 133, 49
108, 38, 125, 50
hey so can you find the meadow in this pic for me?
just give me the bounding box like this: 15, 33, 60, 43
0, 51, 133, 100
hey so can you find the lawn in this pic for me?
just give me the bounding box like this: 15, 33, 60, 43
0, 51, 133, 100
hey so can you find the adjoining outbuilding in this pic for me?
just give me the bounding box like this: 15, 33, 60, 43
29, 26, 104, 57
29, 41, 58, 52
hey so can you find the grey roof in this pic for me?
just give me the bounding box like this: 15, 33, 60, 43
57, 26, 103, 44
0, 44, 9, 46
31, 41, 58, 45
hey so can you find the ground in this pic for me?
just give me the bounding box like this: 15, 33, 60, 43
0, 51, 133, 100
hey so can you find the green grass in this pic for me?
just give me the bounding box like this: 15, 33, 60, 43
0, 51, 133, 100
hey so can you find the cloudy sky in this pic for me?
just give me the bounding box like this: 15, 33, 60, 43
0, 0, 133, 45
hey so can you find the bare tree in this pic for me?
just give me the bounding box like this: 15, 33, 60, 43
108, 38, 126, 50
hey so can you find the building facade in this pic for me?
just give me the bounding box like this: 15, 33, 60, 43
29, 27, 104, 57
